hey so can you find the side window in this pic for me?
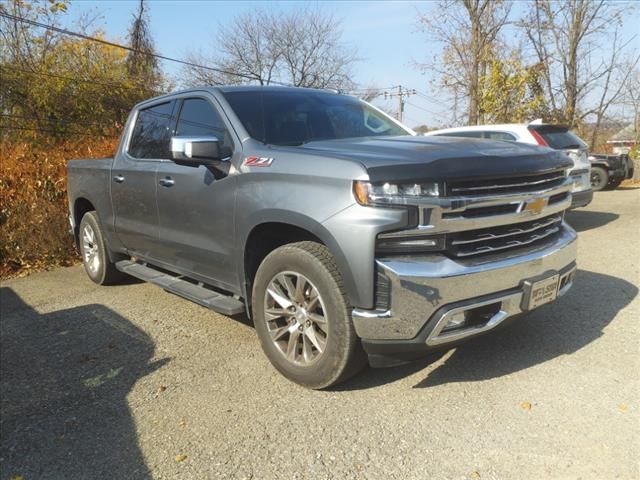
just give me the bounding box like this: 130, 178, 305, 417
128, 101, 174, 159
176, 98, 233, 152
444, 131, 484, 139
486, 131, 516, 141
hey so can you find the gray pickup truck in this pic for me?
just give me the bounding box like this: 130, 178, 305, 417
67, 86, 577, 389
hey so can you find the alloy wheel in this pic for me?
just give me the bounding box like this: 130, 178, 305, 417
82, 224, 100, 274
264, 271, 329, 366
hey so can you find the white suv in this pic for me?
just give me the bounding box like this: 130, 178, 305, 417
425, 120, 593, 208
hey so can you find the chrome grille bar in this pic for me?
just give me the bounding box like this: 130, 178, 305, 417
449, 174, 566, 194
451, 215, 562, 246
453, 225, 561, 257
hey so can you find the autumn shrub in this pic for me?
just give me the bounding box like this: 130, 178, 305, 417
0, 137, 119, 278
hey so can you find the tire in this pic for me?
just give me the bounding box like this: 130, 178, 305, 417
606, 179, 623, 190
251, 241, 366, 389
590, 166, 609, 191
79, 211, 126, 285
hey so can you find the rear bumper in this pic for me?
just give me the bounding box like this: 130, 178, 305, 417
352, 224, 578, 365
570, 189, 593, 208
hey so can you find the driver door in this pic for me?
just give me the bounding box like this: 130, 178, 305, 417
154, 96, 238, 291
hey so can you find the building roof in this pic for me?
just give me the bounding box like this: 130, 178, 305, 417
607, 122, 639, 144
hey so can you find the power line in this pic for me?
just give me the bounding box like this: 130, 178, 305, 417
0, 11, 292, 87
0, 65, 165, 94
405, 100, 441, 117
383, 86, 416, 123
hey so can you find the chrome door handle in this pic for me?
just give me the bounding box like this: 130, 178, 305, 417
113, 175, 125, 183
159, 177, 175, 187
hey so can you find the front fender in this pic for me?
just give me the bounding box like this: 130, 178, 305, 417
237, 209, 360, 306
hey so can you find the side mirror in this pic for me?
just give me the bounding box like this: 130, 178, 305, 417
170, 136, 228, 166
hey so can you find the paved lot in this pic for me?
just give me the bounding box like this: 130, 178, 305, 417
1, 188, 639, 480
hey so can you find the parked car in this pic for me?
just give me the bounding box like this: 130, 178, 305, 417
588, 153, 634, 191
67, 86, 577, 389
425, 120, 593, 209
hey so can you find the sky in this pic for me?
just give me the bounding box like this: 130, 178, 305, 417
60, 0, 640, 128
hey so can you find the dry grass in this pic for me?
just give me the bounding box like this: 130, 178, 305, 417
1, 138, 119, 279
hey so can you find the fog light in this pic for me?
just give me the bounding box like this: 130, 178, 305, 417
442, 311, 467, 332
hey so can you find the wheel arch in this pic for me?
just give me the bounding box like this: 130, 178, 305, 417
72, 197, 96, 247
239, 211, 359, 316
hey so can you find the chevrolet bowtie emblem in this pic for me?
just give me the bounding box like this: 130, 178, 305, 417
523, 197, 548, 215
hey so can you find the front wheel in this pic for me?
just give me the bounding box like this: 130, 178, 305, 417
251, 242, 366, 389
590, 166, 609, 191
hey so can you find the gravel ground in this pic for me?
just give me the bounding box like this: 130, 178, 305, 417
1, 188, 638, 480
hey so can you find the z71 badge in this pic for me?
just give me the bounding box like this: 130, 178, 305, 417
244, 156, 274, 167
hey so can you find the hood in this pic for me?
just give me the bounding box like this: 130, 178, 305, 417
297, 136, 573, 183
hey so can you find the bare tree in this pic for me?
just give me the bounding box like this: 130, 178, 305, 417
415, 0, 511, 125
520, 0, 635, 128
180, 7, 357, 90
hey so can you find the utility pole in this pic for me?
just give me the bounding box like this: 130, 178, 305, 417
384, 86, 416, 123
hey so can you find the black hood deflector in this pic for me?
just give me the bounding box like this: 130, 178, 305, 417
300, 136, 573, 183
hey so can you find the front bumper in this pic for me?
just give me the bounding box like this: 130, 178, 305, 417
353, 223, 577, 364
570, 189, 593, 208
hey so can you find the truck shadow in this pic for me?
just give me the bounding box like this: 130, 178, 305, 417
340, 269, 636, 390
565, 210, 618, 232
0, 288, 168, 480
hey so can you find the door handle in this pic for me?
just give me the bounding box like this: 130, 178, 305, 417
159, 177, 175, 187
113, 174, 125, 183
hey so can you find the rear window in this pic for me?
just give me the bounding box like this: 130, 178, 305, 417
435, 131, 484, 139
435, 130, 515, 141
128, 101, 174, 159
529, 126, 587, 150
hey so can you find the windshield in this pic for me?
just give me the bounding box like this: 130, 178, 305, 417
222, 90, 411, 146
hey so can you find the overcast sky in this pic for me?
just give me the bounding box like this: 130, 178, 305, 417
62, 0, 639, 128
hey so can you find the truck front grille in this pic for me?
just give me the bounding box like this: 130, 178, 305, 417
447, 214, 563, 258
376, 169, 572, 260
446, 169, 566, 196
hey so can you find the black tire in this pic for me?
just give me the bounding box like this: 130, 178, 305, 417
606, 179, 623, 190
590, 166, 609, 191
78, 211, 126, 285
251, 241, 366, 389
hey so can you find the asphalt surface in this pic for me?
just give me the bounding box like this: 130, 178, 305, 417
1, 188, 639, 480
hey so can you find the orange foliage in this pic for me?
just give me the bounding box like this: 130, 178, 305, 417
0, 137, 119, 278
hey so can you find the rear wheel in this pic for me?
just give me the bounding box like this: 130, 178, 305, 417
79, 212, 126, 285
251, 241, 366, 389
590, 166, 609, 191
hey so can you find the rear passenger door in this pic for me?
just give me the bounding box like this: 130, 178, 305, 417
154, 96, 239, 291
112, 100, 176, 258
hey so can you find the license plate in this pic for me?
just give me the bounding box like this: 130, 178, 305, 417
523, 274, 559, 310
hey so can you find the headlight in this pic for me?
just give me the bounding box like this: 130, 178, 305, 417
353, 180, 439, 206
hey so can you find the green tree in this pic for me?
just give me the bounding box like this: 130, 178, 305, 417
479, 55, 546, 123
0, 0, 166, 141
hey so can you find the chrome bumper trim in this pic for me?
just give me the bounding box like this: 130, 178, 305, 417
425, 264, 575, 346
352, 223, 577, 341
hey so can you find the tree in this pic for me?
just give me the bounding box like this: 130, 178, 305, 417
479, 55, 546, 123
125, 0, 160, 90
520, 0, 636, 129
180, 7, 357, 90
415, 0, 511, 125
0, 0, 166, 141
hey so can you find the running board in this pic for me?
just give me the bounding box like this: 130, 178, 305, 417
115, 260, 245, 316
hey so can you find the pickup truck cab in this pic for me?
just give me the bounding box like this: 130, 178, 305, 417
67, 86, 577, 388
